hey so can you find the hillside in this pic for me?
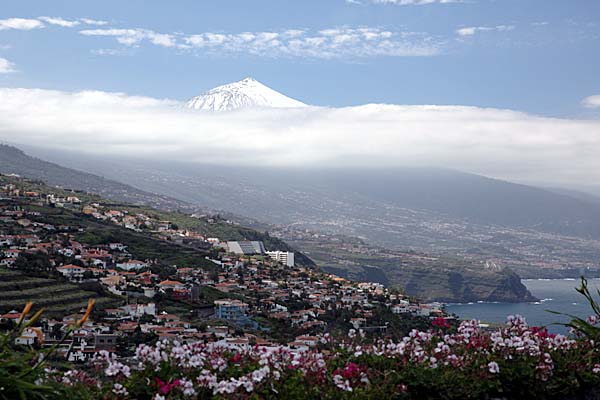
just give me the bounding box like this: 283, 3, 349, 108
0, 146, 314, 267
0, 269, 120, 316
37, 154, 600, 240
0, 144, 196, 212
34, 152, 600, 278
288, 233, 536, 303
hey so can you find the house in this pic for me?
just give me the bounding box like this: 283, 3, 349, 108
294, 335, 319, 347
3, 249, 21, 258
158, 280, 185, 291
109, 243, 127, 251
15, 328, 44, 346
56, 264, 86, 279
0, 258, 16, 267
116, 260, 147, 271
0, 310, 22, 323
0, 235, 14, 246
214, 299, 249, 321
120, 303, 156, 318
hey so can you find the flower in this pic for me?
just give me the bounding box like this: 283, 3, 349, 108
432, 317, 451, 329
333, 374, 353, 392
488, 361, 500, 374
155, 377, 181, 395
112, 383, 128, 396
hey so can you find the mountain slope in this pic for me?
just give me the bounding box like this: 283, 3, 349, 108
27, 154, 600, 281
0, 144, 194, 211
185, 77, 307, 111
42, 157, 600, 240
0, 145, 315, 267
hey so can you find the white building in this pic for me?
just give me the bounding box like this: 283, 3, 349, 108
56, 264, 86, 279
120, 302, 156, 318
266, 251, 294, 267
116, 260, 147, 271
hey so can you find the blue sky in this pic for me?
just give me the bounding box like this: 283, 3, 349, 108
0, 0, 599, 117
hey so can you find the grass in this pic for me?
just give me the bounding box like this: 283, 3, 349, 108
0, 268, 121, 316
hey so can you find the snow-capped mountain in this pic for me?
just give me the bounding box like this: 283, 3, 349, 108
185, 77, 307, 111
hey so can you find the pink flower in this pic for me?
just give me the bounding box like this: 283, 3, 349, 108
155, 377, 181, 395
432, 317, 450, 329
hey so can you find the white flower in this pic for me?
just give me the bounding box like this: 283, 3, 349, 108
333, 374, 353, 392
488, 361, 500, 374
112, 383, 128, 396
180, 378, 196, 397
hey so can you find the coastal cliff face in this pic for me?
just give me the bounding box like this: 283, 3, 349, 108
390, 265, 536, 303
324, 263, 536, 303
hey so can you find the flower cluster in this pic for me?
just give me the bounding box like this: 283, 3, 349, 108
48, 315, 600, 399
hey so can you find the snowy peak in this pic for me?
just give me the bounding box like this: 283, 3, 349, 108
185, 77, 307, 111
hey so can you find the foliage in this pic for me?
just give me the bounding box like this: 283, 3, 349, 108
4, 283, 600, 399
0, 300, 95, 400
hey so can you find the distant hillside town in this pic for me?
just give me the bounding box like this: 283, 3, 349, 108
0, 173, 445, 362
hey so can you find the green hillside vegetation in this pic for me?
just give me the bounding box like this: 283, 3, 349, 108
0, 268, 120, 316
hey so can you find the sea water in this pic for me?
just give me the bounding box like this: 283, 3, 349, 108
446, 278, 600, 334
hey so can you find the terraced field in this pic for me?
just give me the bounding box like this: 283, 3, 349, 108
0, 269, 121, 316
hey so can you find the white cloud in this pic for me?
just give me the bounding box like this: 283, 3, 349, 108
80, 28, 177, 47
80, 18, 109, 26
80, 26, 439, 58
582, 95, 600, 109
78, 26, 439, 57
91, 48, 128, 56
0, 58, 16, 73
456, 25, 515, 36
0, 16, 107, 32
0, 87, 598, 185
183, 27, 439, 58
0, 18, 44, 31
38, 16, 80, 28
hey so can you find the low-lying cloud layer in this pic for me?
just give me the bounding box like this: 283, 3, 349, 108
0, 87, 599, 185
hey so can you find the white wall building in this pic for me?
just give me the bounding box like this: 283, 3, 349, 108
116, 260, 147, 271
266, 251, 294, 267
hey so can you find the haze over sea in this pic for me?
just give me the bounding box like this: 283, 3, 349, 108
446, 278, 600, 334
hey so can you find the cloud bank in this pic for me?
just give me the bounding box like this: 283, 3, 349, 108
0, 58, 15, 73
0, 18, 44, 31
0, 16, 108, 31
456, 25, 515, 36
0, 87, 598, 185
80, 27, 440, 58
582, 95, 600, 109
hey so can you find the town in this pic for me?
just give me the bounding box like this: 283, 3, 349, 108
0, 173, 446, 362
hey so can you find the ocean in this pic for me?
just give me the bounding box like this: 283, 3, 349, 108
445, 278, 600, 334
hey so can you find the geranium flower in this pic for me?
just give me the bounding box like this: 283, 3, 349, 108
488, 361, 500, 374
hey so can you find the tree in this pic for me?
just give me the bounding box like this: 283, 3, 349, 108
13, 251, 53, 276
